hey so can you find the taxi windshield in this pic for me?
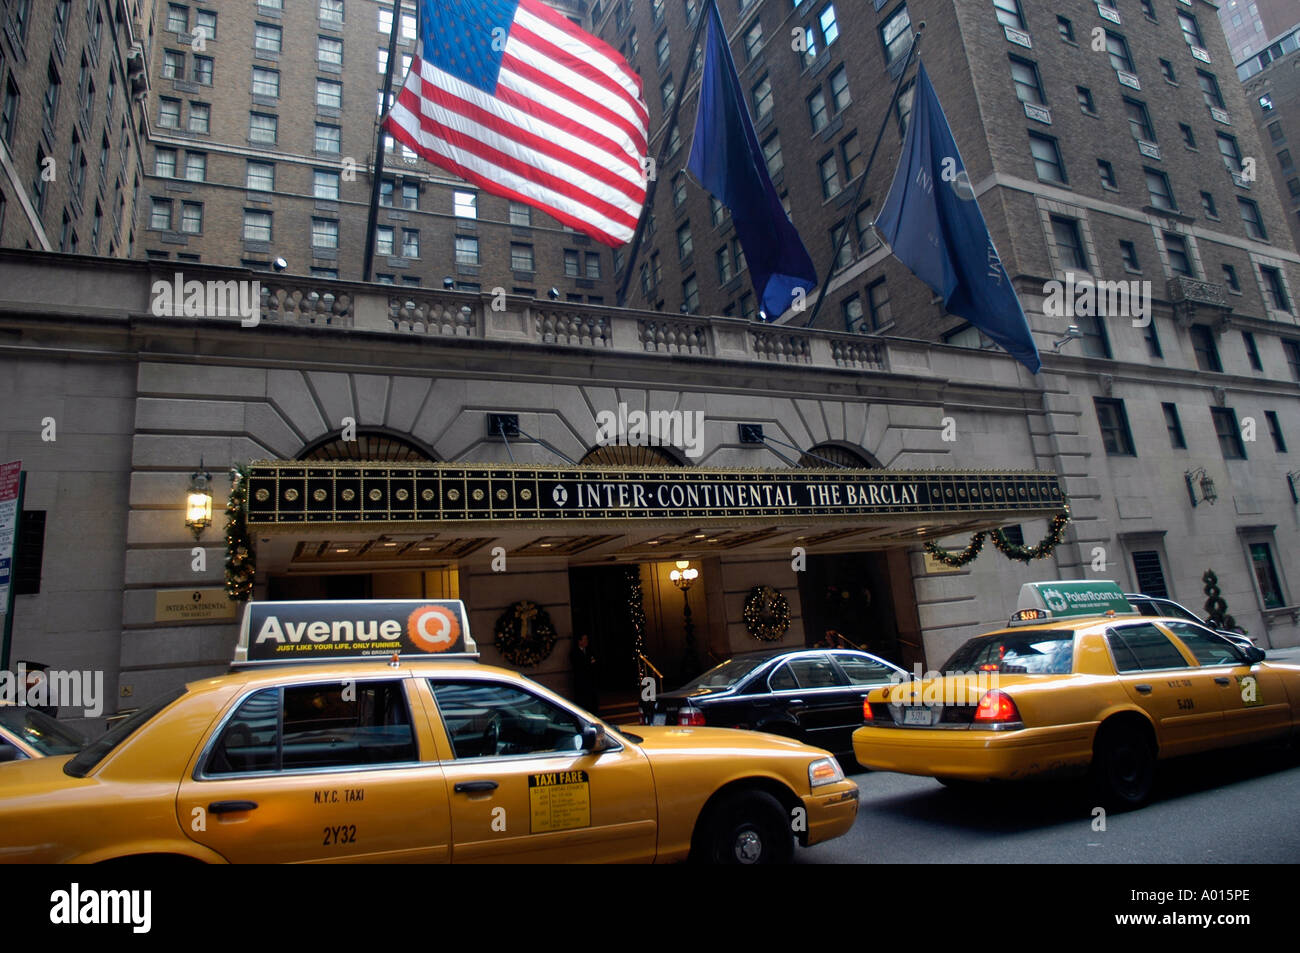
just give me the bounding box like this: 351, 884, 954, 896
943, 632, 1076, 675
679, 656, 772, 693
64, 688, 185, 778
0, 706, 86, 756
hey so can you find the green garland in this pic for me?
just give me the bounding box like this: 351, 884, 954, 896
924, 503, 1071, 568
224, 463, 255, 601
493, 600, 557, 667
626, 567, 647, 681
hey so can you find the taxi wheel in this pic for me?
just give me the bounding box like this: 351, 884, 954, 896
699, 790, 794, 865
1092, 724, 1155, 810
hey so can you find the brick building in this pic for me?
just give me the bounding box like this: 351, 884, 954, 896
1239, 23, 1300, 253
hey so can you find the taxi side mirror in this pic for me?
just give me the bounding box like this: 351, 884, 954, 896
580, 724, 606, 752
1241, 646, 1266, 665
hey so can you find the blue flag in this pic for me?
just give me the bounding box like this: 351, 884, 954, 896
687, 0, 816, 319
875, 62, 1041, 372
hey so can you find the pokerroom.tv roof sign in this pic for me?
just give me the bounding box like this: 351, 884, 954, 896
244, 463, 1065, 527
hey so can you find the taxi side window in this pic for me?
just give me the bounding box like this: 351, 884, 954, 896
1106, 624, 1189, 673
834, 654, 898, 686
787, 655, 849, 689
1162, 622, 1246, 667
767, 663, 798, 692
429, 680, 584, 759
205, 680, 416, 775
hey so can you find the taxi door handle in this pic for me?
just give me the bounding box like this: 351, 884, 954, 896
454, 780, 499, 794
209, 800, 258, 814
1134, 684, 1153, 694
1214, 677, 1231, 686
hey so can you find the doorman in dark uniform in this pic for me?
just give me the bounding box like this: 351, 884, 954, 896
570, 633, 598, 712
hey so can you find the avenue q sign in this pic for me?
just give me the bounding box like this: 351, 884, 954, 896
245, 463, 1064, 526
234, 599, 477, 665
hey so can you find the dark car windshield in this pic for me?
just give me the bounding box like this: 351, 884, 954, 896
0, 707, 87, 756
942, 632, 1076, 675
678, 656, 773, 694
64, 688, 185, 778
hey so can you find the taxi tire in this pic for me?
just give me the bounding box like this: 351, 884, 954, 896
1091, 723, 1156, 810
698, 790, 794, 865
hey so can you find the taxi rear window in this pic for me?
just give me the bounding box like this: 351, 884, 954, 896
65, 688, 186, 778
942, 632, 1076, 674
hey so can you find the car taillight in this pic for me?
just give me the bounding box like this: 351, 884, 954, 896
678, 706, 706, 726
862, 698, 873, 721
973, 690, 1020, 725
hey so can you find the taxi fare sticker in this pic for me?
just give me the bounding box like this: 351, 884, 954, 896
528, 770, 591, 834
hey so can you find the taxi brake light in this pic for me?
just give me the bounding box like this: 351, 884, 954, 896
974, 690, 1021, 724
678, 706, 706, 727
863, 698, 873, 721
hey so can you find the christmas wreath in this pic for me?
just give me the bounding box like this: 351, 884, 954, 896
744, 585, 791, 642
225, 463, 255, 601
493, 600, 558, 667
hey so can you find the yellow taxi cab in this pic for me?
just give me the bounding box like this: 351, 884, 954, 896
853, 581, 1300, 808
0, 599, 858, 864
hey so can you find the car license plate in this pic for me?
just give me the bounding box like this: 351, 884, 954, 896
652, 713, 667, 725
902, 707, 932, 726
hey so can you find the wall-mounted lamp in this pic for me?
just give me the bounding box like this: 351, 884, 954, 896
669, 559, 699, 590
1288, 471, 1300, 504
185, 460, 213, 539
442, 276, 455, 290
1184, 467, 1217, 508
1052, 324, 1083, 351
670, 560, 701, 681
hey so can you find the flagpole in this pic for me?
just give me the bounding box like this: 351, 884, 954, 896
802, 25, 924, 329
616, 0, 713, 308
364, 0, 406, 283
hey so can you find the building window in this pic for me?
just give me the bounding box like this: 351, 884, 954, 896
1216, 133, 1243, 174
1237, 198, 1266, 241
150, 197, 172, 230
677, 221, 693, 259
564, 249, 580, 277
509, 201, 530, 226
313, 169, 339, 200
808, 88, 828, 133
1119, 240, 1140, 272
318, 36, 343, 67
166, 3, 188, 32
510, 243, 533, 271
1179, 123, 1195, 148
994, 0, 1027, 31
1283, 339, 1300, 381
830, 222, 851, 270
154, 148, 177, 178
311, 218, 338, 249
1197, 70, 1225, 111
1164, 233, 1194, 277
320, 0, 344, 24
660, 76, 675, 110
1029, 133, 1066, 184
1105, 31, 1135, 74
841, 132, 864, 181
866, 278, 891, 329
455, 235, 479, 265
710, 196, 728, 226
159, 97, 181, 128
246, 161, 274, 191
1177, 11, 1204, 47
454, 190, 477, 219
819, 4, 839, 46
1093, 158, 1117, 190
743, 19, 763, 61
1076, 86, 1095, 114
183, 152, 206, 182
316, 79, 342, 109
1009, 56, 1045, 106
1211, 406, 1245, 460
1264, 410, 1287, 453
1242, 331, 1263, 371
252, 67, 279, 98
829, 66, 851, 113
762, 133, 782, 178
1200, 191, 1218, 218
1123, 97, 1155, 142
1142, 317, 1162, 359
716, 245, 733, 283
1222, 263, 1240, 293
667, 123, 681, 156
315, 123, 341, 152
373, 225, 394, 256
1189, 324, 1221, 372
189, 102, 210, 133
1260, 266, 1291, 312
1078, 314, 1111, 358
1050, 215, 1088, 271
254, 23, 282, 53
1130, 550, 1169, 598
585, 253, 601, 279
1247, 543, 1285, 609
880, 4, 913, 67
819, 153, 841, 199
1094, 398, 1136, 456
842, 294, 864, 332
682, 274, 699, 312
243, 209, 272, 242
193, 56, 213, 85
1144, 167, 1176, 211
249, 112, 277, 143
1057, 16, 1074, 42
1162, 403, 1186, 449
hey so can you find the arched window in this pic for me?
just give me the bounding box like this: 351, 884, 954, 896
298, 428, 439, 462
796, 442, 880, 469
579, 444, 687, 467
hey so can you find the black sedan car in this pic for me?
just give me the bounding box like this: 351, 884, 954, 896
644, 648, 907, 758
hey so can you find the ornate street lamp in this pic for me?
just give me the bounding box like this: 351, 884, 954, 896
1184, 467, 1217, 508
185, 460, 213, 539
670, 560, 701, 681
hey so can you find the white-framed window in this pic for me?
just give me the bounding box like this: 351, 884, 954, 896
313, 169, 339, 200
454, 190, 477, 218
243, 209, 272, 241
312, 217, 339, 249
246, 161, 274, 191
180, 201, 203, 233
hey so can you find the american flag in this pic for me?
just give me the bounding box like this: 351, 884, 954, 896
383, 0, 649, 247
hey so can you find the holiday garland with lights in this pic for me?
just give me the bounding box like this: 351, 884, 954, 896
626, 567, 647, 680
224, 463, 255, 601
743, 584, 791, 642
493, 600, 557, 667
924, 503, 1072, 568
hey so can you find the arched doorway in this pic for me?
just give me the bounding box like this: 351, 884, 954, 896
298, 428, 440, 462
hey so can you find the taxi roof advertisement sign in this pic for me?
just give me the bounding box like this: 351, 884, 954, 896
238, 600, 474, 664
1016, 581, 1134, 619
